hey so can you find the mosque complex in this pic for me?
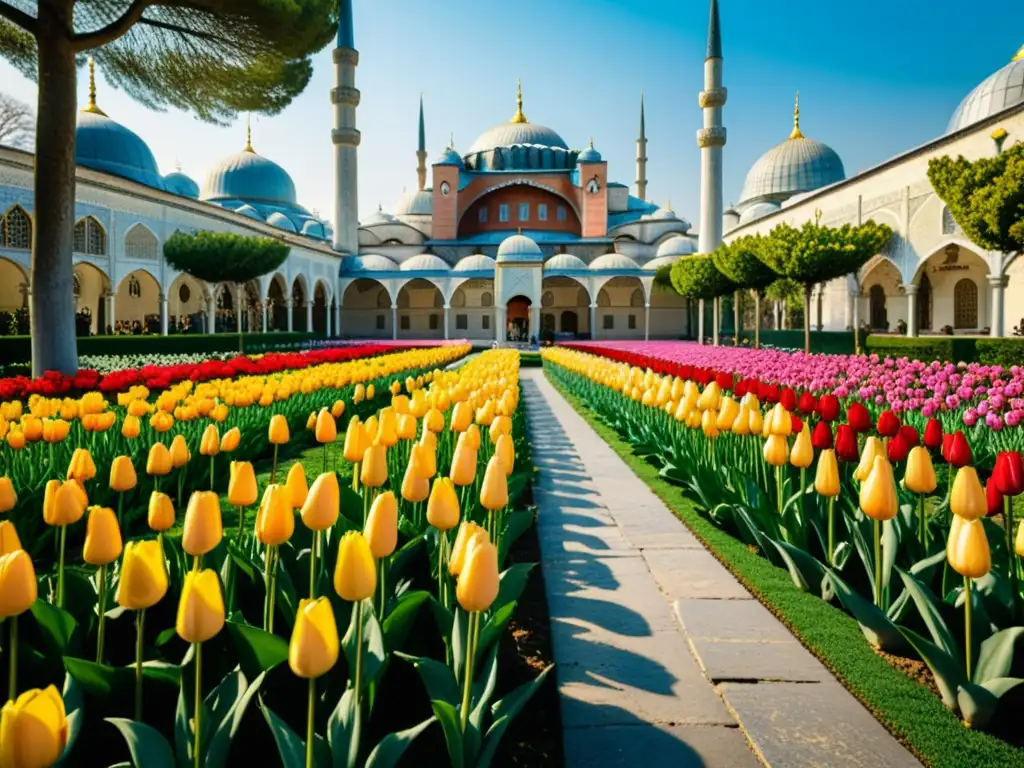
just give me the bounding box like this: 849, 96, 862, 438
0, 0, 1023, 342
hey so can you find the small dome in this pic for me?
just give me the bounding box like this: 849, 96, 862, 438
76, 111, 165, 190
496, 233, 543, 263
577, 140, 602, 163
362, 208, 399, 226
434, 148, 463, 166
234, 204, 263, 221
453, 254, 497, 273
401, 253, 451, 271
347, 254, 400, 272
266, 211, 297, 232
202, 147, 298, 207
649, 205, 677, 220
644, 255, 678, 271
656, 235, 697, 258
738, 201, 781, 225
590, 253, 641, 271
163, 171, 199, 198
544, 253, 588, 272
947, 53, 1024, 133
301, 220, 326, 239
395, 189, 433, 216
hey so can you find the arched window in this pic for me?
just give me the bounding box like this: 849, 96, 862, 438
375, 287, 390, 308
179, 284, 191, 303
124, 224, 158, 261
541, 291, 554, 308
128, 275, 142, 298
941, 207, 962, 236
73, 217, 106, 255
597, 289, 611, 308
869, 285, 887, 330
480, 292, 493, 308
72, 272, 81, 297
953, 279, 978, 329
450, 290, 466, 308
918, 274, 933, 332
560, 310, 578, 334
1, 206, 31, 249
630, 288, 645, 307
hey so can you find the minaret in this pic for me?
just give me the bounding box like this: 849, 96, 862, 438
416, 94, 427, 191
332, 0, 360, 254
697, 0, 726, 255
635, 90, 648, 200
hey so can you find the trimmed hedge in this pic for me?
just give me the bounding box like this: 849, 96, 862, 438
738, 329, 856, 355
0, 332, 320, 365
975, 338, 1024, 368
865, 335, 1024, 367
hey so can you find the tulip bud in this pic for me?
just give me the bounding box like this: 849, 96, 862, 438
847, 402, 871, 433
886, 433, 909, 464
331, 400, 346, 419
66, 449, 97, 483
376, 407, 399, 447
312, 409, 336, 445
449, 437, 478, 487
364, 491, 398, 558
182, 490, 223, 556
0, 520, 22, 556
301, 472, 340, 531
762, 434, 789, 467
449, 521, 489, 577
220, 427, 241, 453
994, 451, 1024, 497
397, 413, 417, 441
427, 477, 460, 532
946, 431, 972, 468
923, 418, 943, 450
199, 424, 220, 456
0, 686, 69, 767
465, 423, 482, 451
450, 401, 473, 432
255, 484, 294, 547
289, 597, 340, 679
489, 415, 512, 445
424, 407, 444, 433
285, 462, 309, 509
860, 456, 898, 521
306, 411, 317, 430
83, 507, 123, 566
946, 516, 991, 579
768, 404, 793, 437
701, 409, 720, 439
456, 540, 500, 613
170, 434, 191, 468
876, 410, 900, 438
814, 449, 840, 497
494, 433, 515, 476
899, 425, 919, 448
810, 421, 833, 451
146, 442, 172, 476
176, 569, 226, 643
228, 461, 259, 507
360, 443, 388, 488
790, 424, 813, 469
268, 414, 290, 445
986, 476, 1004, 517
950, 466, 986, 521
44, 480, 86, 527
904, 447, 937, 495
0, 550, 37, 617
480, 455, 509, 511
0, 476, 16, 514
854, 437, 884, 482
109, 455, 138, 493
413, 441, 437, 480
148, 491, 175, 532
116, 540, 168, 609
333, 531, 376, 602
747, 407, 763, 435
1015, 519, 1024, 557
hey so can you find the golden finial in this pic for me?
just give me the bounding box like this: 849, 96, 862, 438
449, 132, 455, 149
789, 91, 804, 140
511, 78, 528, 124
589, 137, 595, 148
1013, 43, 1024, 62
244, 114, 254, 152
83, 57, 106, 116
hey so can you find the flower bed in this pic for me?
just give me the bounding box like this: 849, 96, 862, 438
0, 348, 549, 767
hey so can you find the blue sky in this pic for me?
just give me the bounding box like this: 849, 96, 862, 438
2, 0, 1023, 227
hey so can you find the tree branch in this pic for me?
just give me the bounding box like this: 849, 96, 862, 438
72, 0, 151, 52
0, 1, 38, 36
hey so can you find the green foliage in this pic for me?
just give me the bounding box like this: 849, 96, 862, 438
163, 231, 290, 285
975, 338, 1024, 368
758, 220, 894, 288
864, 335, 979, 365
737, 330, 855, 355
668, 255, 735, 300
928, 141, 1024, 255
711, 236, 776, 292
1, 1, 338, 123
764, 277, 805, 309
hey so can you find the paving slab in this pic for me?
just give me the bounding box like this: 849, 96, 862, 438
563, 724, 761, 768
643, 548, 752, 600
691, 639, 833, 683
675, 598, 794, 642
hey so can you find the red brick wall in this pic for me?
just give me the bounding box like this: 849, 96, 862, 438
458, 184, 580, 237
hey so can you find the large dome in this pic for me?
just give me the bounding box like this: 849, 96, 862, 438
467, 122, 568, 155
738, 99, 844, 207
201, 144, 297, 206
947, 49, 1024, 134
76, 110, 165, 190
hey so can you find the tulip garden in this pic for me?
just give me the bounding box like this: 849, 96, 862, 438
543, 341, 1024, 760
0, 343, 551, 767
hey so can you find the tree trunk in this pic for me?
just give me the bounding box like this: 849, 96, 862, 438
31, 3, 79, 376
754, 291, 761, 349
803, 284, 813, 354
733, 290, 740, 346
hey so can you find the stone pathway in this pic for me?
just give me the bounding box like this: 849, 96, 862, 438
521, 369, 922, 768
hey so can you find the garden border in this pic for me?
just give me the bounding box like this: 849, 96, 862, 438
544, 361, 1024, 768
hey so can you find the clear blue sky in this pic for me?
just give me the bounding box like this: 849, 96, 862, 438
2, 0, 1022, 228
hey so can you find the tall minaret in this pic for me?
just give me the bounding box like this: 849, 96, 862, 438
635, 90, 648, 201
332, 0, 360, 254
697, 0, 726, 255
416, 94, 427, 190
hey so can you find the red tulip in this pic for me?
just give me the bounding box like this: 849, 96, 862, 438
811, 421, 833, 451
817, 394, 840, 423
715, 371, 734, 391
994, 451, 1024, 497
797, 392, 817, 415
791, 415, 804, 435
899, 425, 919, 447
887, 433, 909, 463
734, 381, 748, 398
780, 388, 797, 412
876, 410, 900, 438
946, 431, 972, 468
986, 475, 1004, 517
923, 418, 943, 450
941, 434, 953, 463
835, 425, 859, 463
847, 403, 871, 433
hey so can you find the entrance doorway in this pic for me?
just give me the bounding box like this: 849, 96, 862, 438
506, 295, 531, 342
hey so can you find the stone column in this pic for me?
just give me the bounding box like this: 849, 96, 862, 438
712, 297, 720, 346
845, 291, 854, 331
529, 306, 540, 342
697, 299, 705, 344
206, 292, 216, 334
589, 304, 598, 340
989, 275, 1007, 337
495, 306, 505, 342
773, 300, 780, 330
781, 301, 788, 330
333, 301, 341, 337
852, 291, 861, 336
235, 285, 244, 334
262, 303, 268, 333
391, 305, 398, 340
815, 286, 824, 331
306, 300, 313, 334
443, 304, 450, 340
644, 303, 650, 341
160, 293, 168, 336
903, 284, 918, 337
106, 291, 116, 333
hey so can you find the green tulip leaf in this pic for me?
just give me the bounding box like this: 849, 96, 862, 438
338, 484, 365, 526
224, 621, 288, 679
63, 657, 180, 698
31, 598, 79, 658
494, 563, 535, 614
429, 596, 454, 644
106, 718, 176, 768
430, 699, 464, 768
53, 673, 84, 767
475, 602, 516, 662
451, 608, 470, 685
825, 570, 905, 653
973, 627, 1024, 684
895, 566, 957, 657
363, 716, 436, 768
470, 643, 500, 733
898, 625, 964, 710
342, 601, 386, 689
764, 537, 826, 595
260, 701, 306, 768
506, 471, 530, 506
395, 652, 460, 706
497, 510, 534, 566
476, 664, 553, 768
202, 668, 268, 768
381, 590, 430, 651
326, 687, 361, 768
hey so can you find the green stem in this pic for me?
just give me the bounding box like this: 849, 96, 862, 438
799, 468, 806, 523
309, 531, 319, 599
57, 524, 67, 609
873, 519, 882, 609
7, 614, 17, 703
271, 444, 279, 485
194, 642, 202, 768
154, 475, 159, 494
177, 470, 185, 507
352, 462, 359, 494
379, 558, 387, 619
1005, 496, 1018, 614
96, 564, 108, 663
117, 492, 125, 529
135, 609, 145, 722
322, 443, 328, 476
354, 600, 364, 707
964, 576, 973, 681
918, 494, 926, 549
775, 465, 784, 517
460, 611, 479, 732
305, 677, 316, 768
827, 496, 835, 566
210, 455, 215, 492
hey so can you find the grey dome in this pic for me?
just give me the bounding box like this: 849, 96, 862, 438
401, 253, 450, 271
738, 201, 781, 225
497, 233, 543, 263
544, 253, 588, 272
266, 211, 297, 232
395, 189, 433, 216
453, 254, 496, 273
656, 235, 697, 258
947, 54, 1024, 134
590, 253, 640, 272
738, 119, 845, 207
468, 122, 568, 155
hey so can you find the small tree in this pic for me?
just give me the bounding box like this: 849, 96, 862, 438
0, 91, 33, 148
712, 236, 776, 348
163, 231, 289, 350
668, 254, 735, 344
757, 218, 893, 353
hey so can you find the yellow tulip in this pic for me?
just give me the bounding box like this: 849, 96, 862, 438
701, 409, 720, 439
331, 400, 346, 419
762, 434, 789, 467
768, 404, 792, 437
148, 491, 175, 532
397, 413, 417, 441
489, 415, 512, 445
268, 414, 290, 445
904, 447, 937, 495
288, 597, 340, 679
220, 427, 241, 453
5, 429, 25, 450
947, 517, 991, 579
182, 491, 223, 557
210, 404, 229, 423
479, 455, 508, 511
790, 424, 814, 469
860, 456, 899, 522
0, 550, 36, 617
365, 491, 398, 558
1015, 519, 1024, 557
0, 476, 14, 514
66, 449, 97, 483
427, 477, 460, 531
285, 462, 309, 509
450, 401, 473, 432
43, 480, 86, 527
366, 384, 375, 400
0, 520, 22, 556
255, 484, 295, 546
697, 381, 721, 412
149, 411, 175, 433
413, 441, 437, 480
301, 472, 340, 531
0, 686, 69, 768
116, 540, 168, 610
360, 443, 388, 488
170, 434, 191, 468
82, 507, 122, 566
228, 461, 259, 507
342, 416, 363, 463
465, 423, 482, 452
199, 424, 220, 456
494, 433, 515, 476
333, 531, 376, 602
814, 449, 840, 497
854, 437, 884, 482
449, 438, 478, 487
376, 407, 399, 447
950, 466, 986, 521
146, 442, 172, 476
424, 407, 444, 433
449, 522, 488, 577
306, 411, 317, 430
176, 569, 226, 643
401, 457, 430, 504
716, 397, 740, 430
747, 407, 763, 435
315, 409, 337, 444
42, 418, 70, 444
456, 540, 500, 613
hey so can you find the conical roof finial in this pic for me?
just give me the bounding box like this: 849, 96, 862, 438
83, 57, 106, 116
244, 114, 254, 152
449, 132, 455, 149
511, 79, 527, 124
1013, 43, 1024, 62
789, 91, 804, 140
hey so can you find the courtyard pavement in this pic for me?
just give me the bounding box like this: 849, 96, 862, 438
521, 368, 922, 768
